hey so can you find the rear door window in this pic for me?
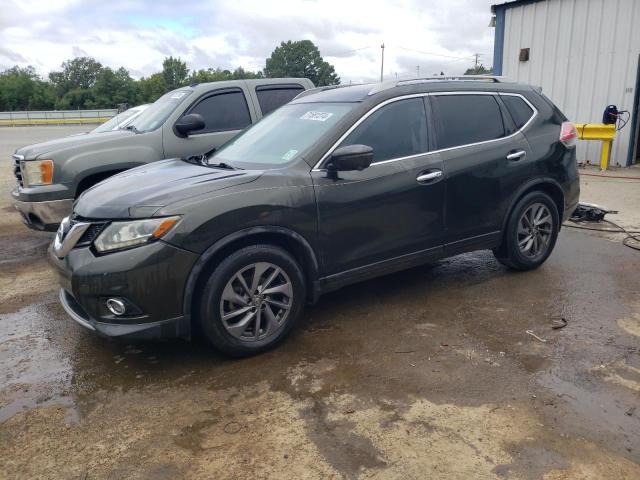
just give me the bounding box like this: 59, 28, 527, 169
187, 89, 251, 133
432, 94, 506, 149
256, 84, 305, 115
501, 95, 535, 130
339, 98, 428, 163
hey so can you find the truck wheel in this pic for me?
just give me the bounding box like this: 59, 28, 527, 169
493, 191, 559, 271
197, 245, 306, 357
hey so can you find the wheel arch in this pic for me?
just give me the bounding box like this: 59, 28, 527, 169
75, 169, 128, 198
183, 226, 321, 318
500, 178, 565, 235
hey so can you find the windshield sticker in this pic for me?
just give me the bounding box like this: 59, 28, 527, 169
282, 149, 298, 161
300, 111, 333, 122
171, 92, 187, 99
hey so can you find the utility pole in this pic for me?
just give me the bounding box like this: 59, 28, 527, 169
416, 65, 420, 77
380, 43, 385, 82
474, 53, 480, 69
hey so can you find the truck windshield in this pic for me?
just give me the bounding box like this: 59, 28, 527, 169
127, 90, 192, 133
209, 102, 354, 168
93, 107, 141, 133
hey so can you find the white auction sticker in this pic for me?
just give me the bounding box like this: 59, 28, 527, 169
300, 111, 333, 121
171, 92, 187, 99
282, 149, 298, 161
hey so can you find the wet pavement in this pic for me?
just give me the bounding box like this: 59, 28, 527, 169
1, 127, 639, 479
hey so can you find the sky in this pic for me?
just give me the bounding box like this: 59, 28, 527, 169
0, 0, 497, 83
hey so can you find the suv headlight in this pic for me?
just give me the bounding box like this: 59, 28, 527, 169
94, 216, 181, 253
22, 159, 54, 186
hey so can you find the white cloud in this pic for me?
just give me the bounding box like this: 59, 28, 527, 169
0, 0, 496, 81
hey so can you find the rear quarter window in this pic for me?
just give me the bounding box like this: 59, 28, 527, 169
501, 95, 535, 130
432, 94, 505, 149
256, 84, 305, 115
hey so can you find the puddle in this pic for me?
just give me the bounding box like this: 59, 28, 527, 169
0, 302, 76, 422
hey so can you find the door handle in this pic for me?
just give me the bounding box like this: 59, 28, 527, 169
416, 170, 443, 183
506, 150, 527, 161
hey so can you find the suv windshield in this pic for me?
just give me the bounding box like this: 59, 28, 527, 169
127, 90, 192, 133
209, 102, 355, 168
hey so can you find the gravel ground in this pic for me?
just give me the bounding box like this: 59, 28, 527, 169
1, 126, 639, 479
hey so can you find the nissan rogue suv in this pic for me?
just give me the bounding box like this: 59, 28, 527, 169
50, 76, 580, 356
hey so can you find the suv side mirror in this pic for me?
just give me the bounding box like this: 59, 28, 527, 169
327, 145, 374, 173
175, 113, 205, 137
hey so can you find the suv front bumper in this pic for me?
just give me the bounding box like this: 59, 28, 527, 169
49, 239, 199, 339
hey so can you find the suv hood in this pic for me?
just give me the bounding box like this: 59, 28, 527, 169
73, 158, 261, 219
15, 129, 132, 159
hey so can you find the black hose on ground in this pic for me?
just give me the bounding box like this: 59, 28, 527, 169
564, 219, 640, 252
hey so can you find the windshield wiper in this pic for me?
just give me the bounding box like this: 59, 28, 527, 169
208, 162, 240, 170
182, 154, 208, 166
122, 124, 139, 133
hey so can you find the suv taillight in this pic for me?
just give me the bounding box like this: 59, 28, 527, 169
560, 121, 578, 148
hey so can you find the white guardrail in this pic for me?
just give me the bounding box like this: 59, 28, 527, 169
0, 109, 117, 126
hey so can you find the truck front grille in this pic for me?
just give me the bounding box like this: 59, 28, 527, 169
13, 154, 23, 187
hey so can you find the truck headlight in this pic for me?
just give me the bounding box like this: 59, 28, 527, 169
94, 216, 181, 253
22, 159, 54, 186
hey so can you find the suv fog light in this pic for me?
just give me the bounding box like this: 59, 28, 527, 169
106, 298, 127, 316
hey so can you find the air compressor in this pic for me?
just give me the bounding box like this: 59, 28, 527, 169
602, 104, 630, 130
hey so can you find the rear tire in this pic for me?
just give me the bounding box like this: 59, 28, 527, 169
196, 244, 306, 357
493, 191, 559, 271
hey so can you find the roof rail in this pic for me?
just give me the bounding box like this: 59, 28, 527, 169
293, 83, 369, 100
368, 75, 512, 95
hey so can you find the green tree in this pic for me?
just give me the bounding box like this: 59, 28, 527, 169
93, 67, 138, 108
28, 81, 57, 110
162, 56, 188, 90
264, 40, 339, 86
188, 66, 263, 84
0, 66, 38, 110
464, 64, 492, 75
56, 88, 95, 109
0, 66, 56, 110
49, 57, 103, 97
138, 73, 168, 102
230, 67, 262, 80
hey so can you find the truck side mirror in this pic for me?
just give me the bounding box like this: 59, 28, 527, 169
175, 113, 205, 137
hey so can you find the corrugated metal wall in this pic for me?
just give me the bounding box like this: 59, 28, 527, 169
501, 0, 640, 166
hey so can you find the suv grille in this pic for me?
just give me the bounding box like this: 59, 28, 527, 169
66, 216, 107, 248
13, 155, 23, 187
76, 222, 107, 247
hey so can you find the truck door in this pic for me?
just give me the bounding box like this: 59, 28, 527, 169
162, 86, 257, 158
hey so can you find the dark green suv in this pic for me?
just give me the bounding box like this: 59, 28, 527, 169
50, 76, 580, 356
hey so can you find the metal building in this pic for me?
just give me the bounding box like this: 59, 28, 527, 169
491, 0, 640, 167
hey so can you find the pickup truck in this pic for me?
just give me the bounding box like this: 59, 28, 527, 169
12, 78, 314, 231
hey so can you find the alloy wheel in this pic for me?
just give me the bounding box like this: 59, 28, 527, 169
517, 202, 553, 258
219, 262, 293, 342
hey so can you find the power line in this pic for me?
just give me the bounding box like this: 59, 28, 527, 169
324, 46, 374, 57
393, 45, 480, 61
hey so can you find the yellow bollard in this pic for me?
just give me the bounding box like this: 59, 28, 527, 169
600, 139, 612, 170
574, 123, 616, 170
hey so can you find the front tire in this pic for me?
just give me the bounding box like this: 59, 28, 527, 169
197, 245, 306, 357
493, 191, 559, 271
